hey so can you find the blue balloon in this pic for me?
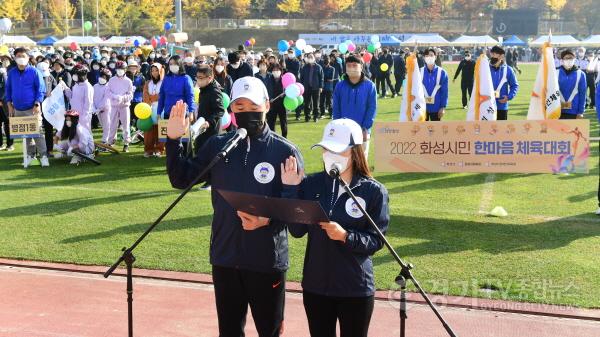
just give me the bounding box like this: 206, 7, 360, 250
164, 21, 172, 31
285, 84, 300, 99
134, 39, 140, 47
277, 40, 289, 53
294, 47, 302, 57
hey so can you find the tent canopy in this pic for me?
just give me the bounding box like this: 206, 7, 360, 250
37, 36, 58, 46
450, 35, 499, 47
380, 36, 402, 46
54, 36, 104, 47
581, 35, 600, 48
530, 35, 580, 47
503, 35, 527, 47
1, 35, 36, 47
100, 36, 147, 47
400, 34, 450, 47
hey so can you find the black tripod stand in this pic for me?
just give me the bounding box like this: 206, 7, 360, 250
103, 129, 247, 337
332, 169, 458, 337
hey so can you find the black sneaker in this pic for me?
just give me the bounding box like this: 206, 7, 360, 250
123, 145, 129, 153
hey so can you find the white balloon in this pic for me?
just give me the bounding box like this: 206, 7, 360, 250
304, 45, 313, 53
0, 18, 12, 34
295, 39, 307, 51
193, 41, 201, 48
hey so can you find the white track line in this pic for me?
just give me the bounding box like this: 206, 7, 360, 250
478, 174, 496, 215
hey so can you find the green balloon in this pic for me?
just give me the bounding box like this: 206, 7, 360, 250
222, 92, 230, 109
297, 95, 304, 106
367, 43, 376, 53
136, 117, 154, 132
283, 96, 299, 111
84, 21, 92, 31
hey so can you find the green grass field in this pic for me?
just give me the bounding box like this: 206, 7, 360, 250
1, 63, 599, 308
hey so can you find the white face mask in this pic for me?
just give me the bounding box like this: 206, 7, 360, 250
184, 57, 194, 64
72, 74, 79, 82
65, 65, 74, 70
288, 54, 295, 59
231, 62, 240, 69
169, 65, 180, 73
149, 53, 155, 58
98, 77, 107, 85
306, 58, 315, 64
92, 65, 100, 70
465, 56, 471, 61
109, 64, 115, 69
215, 65, 224, 73
66, 121, 72, 127
272, 71, 281, 78
116, 69, 125, 77
424, 56, 436, 66
16, 57, 28, 66
563, 59, 575, 69
322, 151, 349, 175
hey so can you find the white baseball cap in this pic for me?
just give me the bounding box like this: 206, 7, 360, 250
312, 118, 363, 154
231, 76, 269, 105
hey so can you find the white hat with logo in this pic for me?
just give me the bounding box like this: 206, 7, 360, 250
231, 76, 269, 105
312, 118, 363, 154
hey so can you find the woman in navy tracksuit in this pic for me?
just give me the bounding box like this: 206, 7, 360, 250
281, 118, 389, 337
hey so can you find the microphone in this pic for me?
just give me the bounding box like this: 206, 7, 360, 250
190, 117, 206, 137
218, 128, 247, 156
328, 163, 343, 178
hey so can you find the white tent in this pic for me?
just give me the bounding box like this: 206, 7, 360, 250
450, 35, 499, 47
54, 36, 104, 47
0, 35, 37, 47
529, 35, 581, 47
580, 35, 600, 47
100, 36, 147, 47
400, 34, 450, 47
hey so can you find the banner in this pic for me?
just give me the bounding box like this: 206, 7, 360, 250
42, 85, 66, 131
298, 34, 412, 46
374, 120, 589, 174
466, 55, 497, 121
158, 119, 190, 142
527, 42, 561, 120
9, 116, 40, 139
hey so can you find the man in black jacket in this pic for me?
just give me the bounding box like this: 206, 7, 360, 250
227, 51, 253, 83
453, 51, 475, 109
393, 51, 406, 96
377, 48, 396, 98
194, 64, 226, 151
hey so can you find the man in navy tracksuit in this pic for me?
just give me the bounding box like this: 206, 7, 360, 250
557, 49, 587, 119
489, 46, 519, 120
166, 76, 303, 337
299, 52, 324, 122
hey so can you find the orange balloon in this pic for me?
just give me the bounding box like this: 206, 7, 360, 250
250, 38, 256, 45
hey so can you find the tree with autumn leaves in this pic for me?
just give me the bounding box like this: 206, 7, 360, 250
302, 0, 354, 30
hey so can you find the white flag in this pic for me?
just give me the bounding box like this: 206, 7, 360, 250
399, 54, 426, 122
527, 42, 561, 120
466, 54, 497, 121
42, 85, 66, 131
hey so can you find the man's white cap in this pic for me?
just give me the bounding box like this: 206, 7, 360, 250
127, 60, 139, 67
312, 118, 363, 154
231, 76, 269, 105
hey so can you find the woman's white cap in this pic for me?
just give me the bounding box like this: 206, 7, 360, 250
312, 118, 363, 154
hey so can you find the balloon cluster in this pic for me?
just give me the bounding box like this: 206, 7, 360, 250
134, 103, 156, 131
282, 73, 304, 111
244, 38, 256, 47
338, 40, 356, 54
367, 35, 382, 53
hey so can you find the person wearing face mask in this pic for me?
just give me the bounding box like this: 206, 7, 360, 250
213, 56, 233, 96
54, 110, 95, 165
0, 53, 14, 151
51, 61, 72, 89
106, 61, 134, 152
37, 61, 58, 157
61, 64, 94, 133
281, 118, 389, 337
421, 48, 448, 121
127, 60, 146, 127
93, 69, 113, 145
393, 50, 406, 97
83, 51, 92, 65
255, 59, 274, 99
165, 76, 304, 337
489, 46, 519, 120
226, 51, 253, 83
194, 64, 225, 155
142, 63, 165, 157
453, 51, 475, 109
585, 51, 597, 109
557, 49, 587, 120
88, 60, 102, 85
332, 54, 377, 158
299, 52, 324, 122
285, 48, 301, 79
107, 60, 117, 76
266, 63, 287, 138
5, 47, 49, 168
377, 48, 396, 98
183, 52, 198, 83
319, 57, 335, 119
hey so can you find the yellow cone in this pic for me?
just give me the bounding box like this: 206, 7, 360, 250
490, 206, 508, 217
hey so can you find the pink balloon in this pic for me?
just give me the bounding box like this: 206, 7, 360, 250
348, 43, 356, 52
296, 83, 304, 95
281, 72, 296, 88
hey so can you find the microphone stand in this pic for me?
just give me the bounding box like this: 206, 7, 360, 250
103, 131, 246, 337
333, 171, 458, 337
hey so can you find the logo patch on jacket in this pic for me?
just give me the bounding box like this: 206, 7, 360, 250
253, 162, 275, 184
345, 197, 366, 219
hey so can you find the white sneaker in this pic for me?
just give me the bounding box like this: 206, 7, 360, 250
54, 152, 64, 159
595, 208, 600, 216
23, 156, 34, 168
69, 156, 80, 165
40, 156, 50, 167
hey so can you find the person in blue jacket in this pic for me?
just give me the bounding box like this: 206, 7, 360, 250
489, 46, 519, 120
281, 118, 389, 337
165, 76, 304, 337
332, 54, 377, 158
422, 48, 449, 121
157, 55, 195, 120
557, 49, 587, 119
